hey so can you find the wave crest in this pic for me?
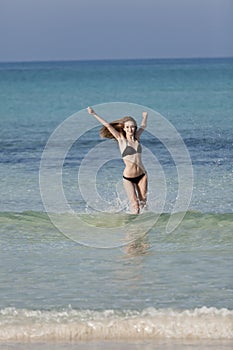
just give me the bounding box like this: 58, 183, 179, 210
0, 307, 232, 342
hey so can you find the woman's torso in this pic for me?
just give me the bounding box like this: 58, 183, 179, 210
118, 138, 145, 177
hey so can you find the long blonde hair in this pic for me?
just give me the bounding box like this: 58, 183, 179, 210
100, 116, 137, 139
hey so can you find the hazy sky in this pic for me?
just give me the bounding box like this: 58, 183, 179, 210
0, 0, 232, 62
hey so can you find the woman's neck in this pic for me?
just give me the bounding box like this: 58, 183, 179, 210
126, 135, 135, 142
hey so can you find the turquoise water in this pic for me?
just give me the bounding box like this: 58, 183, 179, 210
0, 58, 232, 344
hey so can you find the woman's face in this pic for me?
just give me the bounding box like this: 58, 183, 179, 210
123, 121, 136, 136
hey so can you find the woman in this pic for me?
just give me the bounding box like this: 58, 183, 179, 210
87, 107, 148, 214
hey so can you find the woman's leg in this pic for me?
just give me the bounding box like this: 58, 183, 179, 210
123, 178, 139, 214
136, 174, 148, 210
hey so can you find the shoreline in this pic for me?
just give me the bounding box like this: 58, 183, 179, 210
1, 339, 233, 350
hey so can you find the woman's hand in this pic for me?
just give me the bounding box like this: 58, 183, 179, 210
142, 111, 148, 118
87, 106, 95, 115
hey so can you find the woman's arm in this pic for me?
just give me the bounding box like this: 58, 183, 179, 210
87, 107, 121, 139
136, 112, 148, 138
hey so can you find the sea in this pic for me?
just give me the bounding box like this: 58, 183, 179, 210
0, 58, 232, 349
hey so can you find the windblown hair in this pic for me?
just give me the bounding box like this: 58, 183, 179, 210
100, 116, 137, 139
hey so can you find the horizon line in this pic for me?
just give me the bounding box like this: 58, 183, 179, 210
0, 55, 233, 64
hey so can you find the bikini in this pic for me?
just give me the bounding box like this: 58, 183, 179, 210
121, 140, 146, 184
121, 141, 142, 158
123, 173, 146, 184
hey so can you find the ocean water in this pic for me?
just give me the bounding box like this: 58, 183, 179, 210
0, 58, 233, 348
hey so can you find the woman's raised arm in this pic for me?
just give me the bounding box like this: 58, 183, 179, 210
136, 112, 148, 139
87, 107, 121, 139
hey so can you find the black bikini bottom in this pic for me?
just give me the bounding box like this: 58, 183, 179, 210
123, 173, 146, 184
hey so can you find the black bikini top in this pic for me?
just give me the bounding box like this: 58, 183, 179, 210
122, 140, 142, 158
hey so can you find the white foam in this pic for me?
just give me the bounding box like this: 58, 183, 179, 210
0, 307, 232, 342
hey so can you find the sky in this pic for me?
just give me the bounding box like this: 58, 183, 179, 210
0, 0, 233, 62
